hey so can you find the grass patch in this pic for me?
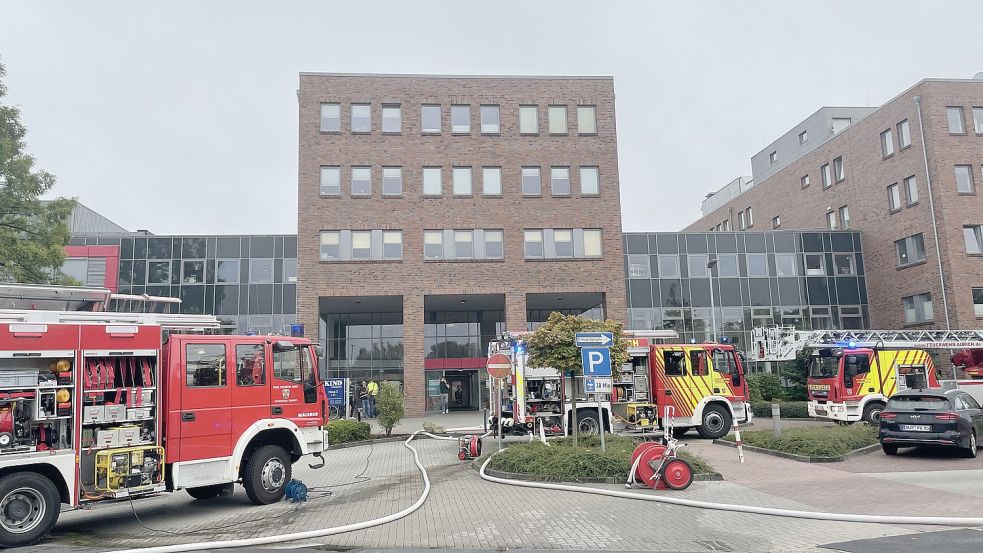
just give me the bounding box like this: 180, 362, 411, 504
750, 401, 811, 419
480, 434, 715, 481
727, 424, 878, 457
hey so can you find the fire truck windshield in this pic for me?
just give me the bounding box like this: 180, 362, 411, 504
809, 355, 840, 378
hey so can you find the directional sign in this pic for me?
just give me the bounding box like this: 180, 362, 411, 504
581, 347, 612, 377
575, 332, 614, 348
486, 353, 513, 379
585, 377, 613, 394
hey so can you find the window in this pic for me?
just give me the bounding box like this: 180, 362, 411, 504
519, 105, 538, 134
688, 254, 709, 277
187, 344, 226, 387
382, 167, 402, 196
577, 105, 596, 134
772, 215, 781, 229
964, 225, 983, 254
553, 229, 573, 257
453, 230, 473, 258
974, 287, 983, 317
250, 259, 273, 283
382, 104, 401, 133
839, 206, 850, 230
896, 234, 926, 266
947, 106, 965, 134
351, 231, 371, 260
798, 130, 808, 144
713, 350, 737, 375
721, 219, 730, 231
974, 107, 983, 134
524, 230, 544, 258
273, 347, 307, 384
480, 105, 500, 133
746, 207, 754, 227
663, 351, 686, 376
320, 166, 340, 196
834, 254, 856, 275
182, 260, 204, 283
451, 104, 470, 133
801, 174, 810, 189
659, 254, 680, 277
521, 167, 541, 196
898, 119, 911, 148
320, 103, 340, 132
832, 117, 852, 134
881, 129, 894, 157
627, 255, 650, 278
718, 254, 739, 277
147, 261, 170, 284
216, 259, 239, 283
320, 231, 340, 260
775, 253, 795, 276
580, 166, 599, 195
840, 306, 864, 329
548, 105, 567, 134
805, 254, 824, 276
769, 151, 777, 164
551, 167, 571, 196
482, 167, 502, 196
833, 156, 845, 182
584, 229, 602, 257
283, 259, 297, 283
382, 231, 402, 259
351, 166, 372, 196
484, 230, 503, 259
453, 167, 472, 196
423, 167, 442, 196
904, 175, 918, 205
424, 231, 443, 259
351, 103, 371, 133
737, 210, 746, 231
955, 165, 975, 194
887, 183, 901, 211
747, 253, 768, 277
903, 293, 933, 324
422, 105, 441, 133
236, 344, 266, 386
821, 163, 831, 189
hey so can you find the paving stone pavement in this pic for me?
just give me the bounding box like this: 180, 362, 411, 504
28, 435, 967, 553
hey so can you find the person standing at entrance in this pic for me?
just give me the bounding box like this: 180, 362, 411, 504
358, 381, 370, 419
367, 380, 379, 418
439, 377, 450, 414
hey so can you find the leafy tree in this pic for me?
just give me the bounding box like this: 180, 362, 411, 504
376, 381, 404, 437
779, 348, 811, 401
0, 60, 76, 284
526, 312, 628, 446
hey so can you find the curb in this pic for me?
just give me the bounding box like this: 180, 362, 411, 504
712, 439, 881, 463
470, 459, 723, 483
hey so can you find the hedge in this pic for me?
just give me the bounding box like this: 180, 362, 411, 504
326, 419, 371, 444
747, 373, 784, 402
750, 401, 810, 419
727, 424, 878, 458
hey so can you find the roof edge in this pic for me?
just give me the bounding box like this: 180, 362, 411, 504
299, 72, 614, 80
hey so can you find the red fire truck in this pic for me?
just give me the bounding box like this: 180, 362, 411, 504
0, 288, 328, 546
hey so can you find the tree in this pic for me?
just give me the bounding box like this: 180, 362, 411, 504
779, 348, 811, 401
0, 60, 76, 284
376, 381, 404, 437
525, 312, 628, 446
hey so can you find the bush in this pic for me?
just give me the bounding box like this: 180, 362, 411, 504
747, 373, 784, 402
326, 419, 371, 444
376, 381, 405, 436
751, 401, 810, 419
482, 434, 715, 481
727, 424, 878, 458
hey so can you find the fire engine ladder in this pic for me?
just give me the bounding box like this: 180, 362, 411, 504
751, 326, 983, 362
0, 309, 223, 332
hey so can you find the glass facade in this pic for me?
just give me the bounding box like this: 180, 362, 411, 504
624, 231, 868, 356
323, 311, 404, 384
69, 234, 298, 334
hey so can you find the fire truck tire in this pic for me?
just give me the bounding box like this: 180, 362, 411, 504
576, 411, 601, 436
242, 445, 292, 505
696, 404, 731, 440
661, 458, 694, 490
862, 402, 885, 425
881, 444, 898, 456
0, 472, 61, 548
672, 427, 689, 439
186, 484, 226, 500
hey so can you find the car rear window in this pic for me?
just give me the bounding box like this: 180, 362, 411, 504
887, 395, 949, 411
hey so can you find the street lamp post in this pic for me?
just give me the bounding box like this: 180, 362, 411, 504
707, 257, 718, 343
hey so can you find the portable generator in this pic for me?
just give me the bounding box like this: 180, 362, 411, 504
457, 434, 482, 461
94, 446, 164, 494
626, 403, 658, 427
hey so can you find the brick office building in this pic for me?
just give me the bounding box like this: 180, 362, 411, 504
296, 73, 627, 416
686, 77, 983, 330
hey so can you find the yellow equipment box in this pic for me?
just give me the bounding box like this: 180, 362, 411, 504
626, 403, 658, 427
95, 446, 165, 494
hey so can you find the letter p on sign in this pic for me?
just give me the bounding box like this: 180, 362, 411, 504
581, 347, 612, 377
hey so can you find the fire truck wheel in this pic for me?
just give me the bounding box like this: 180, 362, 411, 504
186, 484, 225, 500
0, 473, 61, 548
862, 402, 885, 425
671, 427, 689, 439
576, 411, 601, 436
661, 458, 694, 490
696, 404, 731, 440
243, 445, 292, 505
881, 443, 898, 456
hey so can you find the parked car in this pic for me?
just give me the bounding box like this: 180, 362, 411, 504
879, 389, 983, 458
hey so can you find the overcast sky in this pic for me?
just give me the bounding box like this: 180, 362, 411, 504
1, 1, 980, 234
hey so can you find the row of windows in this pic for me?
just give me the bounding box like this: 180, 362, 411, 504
319, 102, 597, 136
318, 228, 603, 261
946, 106, 983, 135
628, 306, 867, 333
626, 252, 859, 279
120, 258, 297, 286
887, 176, 919, 212
879, 119, 912, 158
108, 236, 297, 261
825, 206, 850, 230
319, 165, 601, 197
627, 276, 867, 310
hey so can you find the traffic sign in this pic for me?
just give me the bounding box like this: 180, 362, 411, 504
575, 332, 613, 348
581, 347, 612, 377
585, 377, 613, 393
486, 353, 513, 379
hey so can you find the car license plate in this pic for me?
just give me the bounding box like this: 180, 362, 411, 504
901, 424, 931, 432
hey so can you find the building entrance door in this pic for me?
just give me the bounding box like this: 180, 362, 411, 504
445, 371, 476, 410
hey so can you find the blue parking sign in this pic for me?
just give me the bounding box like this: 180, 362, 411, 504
581, 347, 612, 377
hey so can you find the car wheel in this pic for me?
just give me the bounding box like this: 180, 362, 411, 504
881, 444, 898, 456
965, 431, 978, 459
862, 403, 885, 425
696, 404, 732, 440
242, 445, 292, 505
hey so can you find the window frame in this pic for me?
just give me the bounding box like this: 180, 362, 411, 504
826, 210, 837, 230
382, 166, 403, 197
351, 231, 372, 260
887, 183, 901, 212
947, 106, 966, 134
902, 292, 933, 325
452, 166, 473, 196
186, 343, 227, 388
319, 165, 341, 197
482, 166, 502, 197
904, 175, 918, 206
351, 166, 372, 197
423, 167, 443, 197
479, 104, 500, 134
583, 229, 603, 258
769, 151, 777, 165
524, 229, 544, 259
350, 103, 371, 134
421, 104, 441, 134
772, 215, 781, 229
236, 343, 267, 387
880, 129, 894, 158
319, 102, 340, 133
450, 104, 471, 134
974, 107, 983, 135
519, 105, 539, 135
382, 231, 403, 260
453, 230, 474, 259
580, 166, 600, 196
955, 165, 976, 194
576, 105, 597, 135
833, 156, 845, 182
550, 166, 571, 197
319, 231, 341, 261
547, 105, 568, 135
800, 174, 810, 189
964, 225, 983, 255
553, 229, 574, 258
798, 130, 808, 144
381, 104, 401, 134
484, 229, 504, 259
821, 163, 831, 189
424, 230, 444, 260
521, 166, 542, 197
898, 119, 912, 149
839, 206, 850, 230
895, 233, 926, 267
973, 286, 983, 318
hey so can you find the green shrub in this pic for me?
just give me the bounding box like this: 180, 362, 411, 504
751, 401, 810, 419
482, 434, 714, 481
376, 381, 405, 436
727, 424, 878, 457
326, 419, 371, 444
747, 373, 784, 402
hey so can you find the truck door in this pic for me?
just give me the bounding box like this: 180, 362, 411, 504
231, 341, 272, 438
710, 348, 743, 396
843, 353, 871, 399
654, 349, 696, 418
180, 341, 233, 461
271, 342, 320, 428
